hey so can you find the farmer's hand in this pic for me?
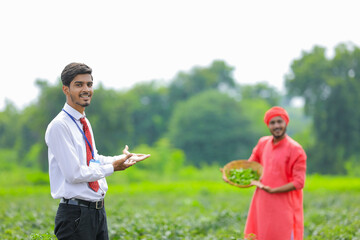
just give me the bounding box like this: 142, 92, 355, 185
251, 180, 265, 189
252, 181, 275, 193
261, 185, 274, 193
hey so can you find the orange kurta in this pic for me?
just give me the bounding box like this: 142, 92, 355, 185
244, 135, 307, 240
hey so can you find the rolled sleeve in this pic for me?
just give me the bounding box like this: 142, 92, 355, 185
292, 151, 307, 190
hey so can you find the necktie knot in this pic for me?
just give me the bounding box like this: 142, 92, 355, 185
80, 117, 86, 125
80, 117, 89, 131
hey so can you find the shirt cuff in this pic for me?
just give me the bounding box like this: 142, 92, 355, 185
102, 164, 114, 177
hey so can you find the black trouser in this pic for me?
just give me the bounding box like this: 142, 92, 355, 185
54, 203, 108, 240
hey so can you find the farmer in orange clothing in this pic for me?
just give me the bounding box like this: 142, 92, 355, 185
244, 106, 307, 240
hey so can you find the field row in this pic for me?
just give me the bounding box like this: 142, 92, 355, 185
1, 179, 359, 239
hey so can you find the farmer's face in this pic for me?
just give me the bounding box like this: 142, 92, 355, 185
268, 116, 287, 139
63, 74, 93, 113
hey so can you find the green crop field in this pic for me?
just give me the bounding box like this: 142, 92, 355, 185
0, 175, 359, 239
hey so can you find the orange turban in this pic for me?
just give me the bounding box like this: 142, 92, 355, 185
264, 106, 289, 126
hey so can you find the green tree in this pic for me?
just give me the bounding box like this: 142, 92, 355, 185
168, 60, 236, 107
168, 90, 259, 166
285, 42, 360, 174
0, 100, 19, 149
125, 81, 170, 146
239, 82, 281, 106
0, 80, 64, 171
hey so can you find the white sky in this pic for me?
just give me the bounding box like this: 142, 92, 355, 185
1, 0, 359, 110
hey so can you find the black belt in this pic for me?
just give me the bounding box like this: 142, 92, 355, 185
60, 198, 104, 209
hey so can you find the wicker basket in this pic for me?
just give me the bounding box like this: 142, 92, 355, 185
220, 160, 263, 188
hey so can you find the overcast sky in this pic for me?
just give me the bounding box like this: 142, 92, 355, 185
1, 0, 359, 110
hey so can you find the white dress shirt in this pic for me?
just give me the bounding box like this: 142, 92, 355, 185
45, 103, 122, 201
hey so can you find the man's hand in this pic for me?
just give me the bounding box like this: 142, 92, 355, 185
127, 154, 150, 162
122, 145, 150, 163
251, 180, 274, 193
112, 153, 135, 171
122, 145, 131, 155
251, 180, 265, 189
251, 180, 296, 194
262, 185, 274, 193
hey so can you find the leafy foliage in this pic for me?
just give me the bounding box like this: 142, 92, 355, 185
239, 82, 280, 107
125, 81, 171, 146
168, 90, 256, 166
286, 42, 360, 174
168, 60, 236, 106
228, 168, 260, 185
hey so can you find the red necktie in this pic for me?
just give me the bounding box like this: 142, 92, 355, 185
80, 117, 100, 192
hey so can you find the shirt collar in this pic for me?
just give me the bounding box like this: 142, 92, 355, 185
63, 103, 86, 120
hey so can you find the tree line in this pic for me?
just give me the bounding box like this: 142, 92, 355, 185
0, 42, 359, 175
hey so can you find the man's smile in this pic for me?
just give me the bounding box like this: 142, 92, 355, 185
80, 93, 91, 99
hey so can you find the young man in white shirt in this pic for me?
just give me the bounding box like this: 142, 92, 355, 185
45, 62, 150, 240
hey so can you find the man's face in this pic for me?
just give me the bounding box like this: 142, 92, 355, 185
63, 74, 93, 112
268, 116, 287, 139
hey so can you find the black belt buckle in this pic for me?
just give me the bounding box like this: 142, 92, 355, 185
95, 200, 104, 209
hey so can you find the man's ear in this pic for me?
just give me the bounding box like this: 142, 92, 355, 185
62, 85, 69, 95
